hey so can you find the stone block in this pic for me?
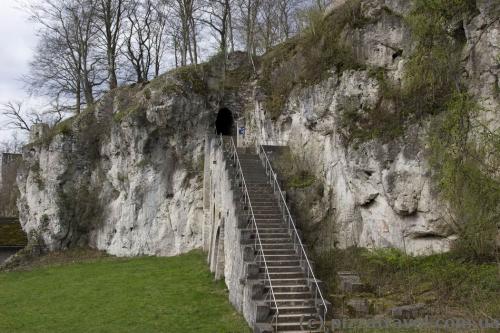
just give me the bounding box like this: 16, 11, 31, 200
237, 215, 250, 228
390, 303, 425, 319
254, 302, 271, 322
307, 278, 327, 297
250, 282, 265, 300
338, 271, 364, 293
29, 123, 50, 142
243, 246, 256, 262
246, 262, 259, 279
253, 323, 273, 333
346, 298, 369, 317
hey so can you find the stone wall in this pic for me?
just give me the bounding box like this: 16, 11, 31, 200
204, 136, 269, 329
0, 153, 22, 217
0, 153, 21, 186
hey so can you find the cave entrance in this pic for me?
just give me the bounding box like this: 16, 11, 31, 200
215, 108, 234, 136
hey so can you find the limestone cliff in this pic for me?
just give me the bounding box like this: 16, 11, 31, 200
17, 65, 238, 256
245, 0, 499, 255
16, 0, 499, 257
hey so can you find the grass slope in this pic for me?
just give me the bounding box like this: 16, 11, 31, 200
0, 250, 250, 333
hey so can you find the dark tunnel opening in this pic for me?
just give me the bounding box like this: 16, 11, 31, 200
215, 108, 234, 136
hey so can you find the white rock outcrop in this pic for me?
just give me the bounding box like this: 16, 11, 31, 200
18, 81, 211, 257
245, 0, 498, 255
16, 1, 498, 258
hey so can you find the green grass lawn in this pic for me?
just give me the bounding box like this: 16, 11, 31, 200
0, 250, 250, 333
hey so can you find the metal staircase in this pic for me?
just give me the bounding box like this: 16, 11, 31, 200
221, 136, 329, 333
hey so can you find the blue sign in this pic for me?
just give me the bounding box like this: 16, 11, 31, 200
238, 127, 245, 135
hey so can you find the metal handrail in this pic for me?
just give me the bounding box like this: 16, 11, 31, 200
257, 143, 328, 328
218, 135, 280, 331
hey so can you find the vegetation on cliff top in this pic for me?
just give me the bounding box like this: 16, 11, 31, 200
258, 0, 367, 119
0, 250, 250, 333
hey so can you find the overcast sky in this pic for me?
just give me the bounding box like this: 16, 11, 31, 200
0, 0, 39, 142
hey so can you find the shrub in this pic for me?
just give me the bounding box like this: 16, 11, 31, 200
171, 65, 208, 96
57, 179, 105, 247
339, 82, 405, 144
31, 161, 45, 190
275, 148, 316, 189
339, 0, 478, 143
313, 247, 499, 317
402, 0, 475, 118
143, 88, 152, 100
429, 92, 500, 260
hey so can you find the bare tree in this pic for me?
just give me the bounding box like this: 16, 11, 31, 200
195, 0, 235, 94
123, 0, 155, 82
45, 98, 70, 126
151, 0, 171, 77
172, 0, 199, 66
233, 0, 260, 57
0, 100, 65, 132
258, 0, 277, 53
97, 0, 128, 89
230, 0, 310, 57
0, 133, 25, 154
167, 18, 183, 68
23, 0, 324, 105
0, 101, 41, 132
28, 0, 105, 114
276, 0, 301, 40
199, 0, 232, 57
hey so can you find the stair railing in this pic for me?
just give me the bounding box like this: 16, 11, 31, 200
257, 144, 328, 329
219, 135, 280, 331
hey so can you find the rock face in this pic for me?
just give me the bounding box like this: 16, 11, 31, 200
244, 0, 499, 255
248, 71, 453, 254
16, 1, 499, 258
18, 76, 218, 256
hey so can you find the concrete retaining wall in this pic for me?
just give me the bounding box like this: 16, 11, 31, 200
203, 136, 270, 331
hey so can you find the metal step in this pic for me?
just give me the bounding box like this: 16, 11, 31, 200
270, 305, 317, 315
257, 233, 290, 239
263, 278, 308, 286
262, 249, 297, 256
261, 266, 303, 273
273, 291, 313, 300
260, 272, 305, 279
252, 213, 284, 219
263, 260, 301, 267
253, 227, 288, 233
272, 321, 322, 332
249, 202, 280, 207
259, 238, 293, 243
268, 285, 310, 293
261, 243, 295, 248
266, 298, 315, 306
274, 313, 318, 323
